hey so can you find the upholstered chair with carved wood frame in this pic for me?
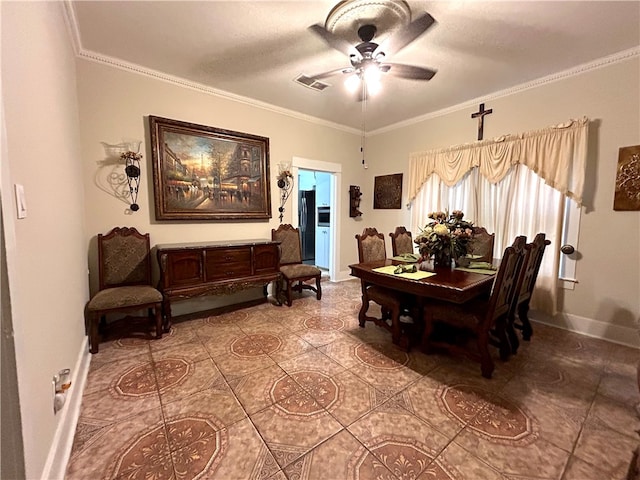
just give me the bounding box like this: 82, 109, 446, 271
356, 227, 413, 348
86, 227, 164, 354
389, 226, 414, 257
271, 224, 322, 307
421, 238, 526, 378
508, 233, 551, 350
469, 227, 495, 263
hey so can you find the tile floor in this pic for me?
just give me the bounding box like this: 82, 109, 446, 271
66, 280, 640, 480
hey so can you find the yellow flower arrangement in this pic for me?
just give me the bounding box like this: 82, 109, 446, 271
414, 210, 473, 266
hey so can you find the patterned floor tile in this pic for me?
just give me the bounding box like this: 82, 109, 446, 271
573, 417, 639, 478
89, 335, 152, 369
346, 341, 423, 394
283, 429, 399, 480
347, 405, 452, 479
157, 357, 227, 405
250, 391, 343, 469
317, 335, 368, 369
85, 351, 154, 396
500, 377, 591, 452
228, 364, 300, 415
561, 455, 616, 480
587, 393, 640, 439
453, 413, 570, 478
598, 366, 640, 408
149, 322, 200, 353
79, 357, 163, 424
426, 441, 505, 480
170, 417, 279, 480
150, 337, 210, 365
278, 349, 346, 377
72, 279, 639, 480
66, 408, 170, 480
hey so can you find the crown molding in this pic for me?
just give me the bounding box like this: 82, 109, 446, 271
371, 46, 640, 136
62, 0, 637, 138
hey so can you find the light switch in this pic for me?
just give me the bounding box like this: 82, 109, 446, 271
14, 184, 27, 219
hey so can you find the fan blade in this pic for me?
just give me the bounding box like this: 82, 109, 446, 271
307, 67, 355, 81
381, 63, 437, 81
309, 24, 356, 56
378, 12, 436, 56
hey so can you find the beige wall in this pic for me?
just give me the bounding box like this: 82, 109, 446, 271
76, 61, 364, 294
2, 2, 638, 476
1, 2, 89, 478
365, 57, 640, 331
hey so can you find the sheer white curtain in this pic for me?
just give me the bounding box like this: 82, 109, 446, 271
410, 164, 563, 315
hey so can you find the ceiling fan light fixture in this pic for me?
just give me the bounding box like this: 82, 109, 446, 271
344, 73, 361, 92
363, 63, 381, 83
366, 76, 382, 95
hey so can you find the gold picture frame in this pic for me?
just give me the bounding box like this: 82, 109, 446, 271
149, 116, 271, 221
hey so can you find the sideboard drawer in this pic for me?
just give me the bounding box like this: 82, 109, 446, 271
206, 247, 251, 264
205, 261, 252, 281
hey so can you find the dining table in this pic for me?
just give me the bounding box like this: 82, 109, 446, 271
348, 259, 497, 347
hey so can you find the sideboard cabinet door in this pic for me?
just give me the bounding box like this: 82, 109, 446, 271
165, 251, 203, 287
254, 243, 279, 274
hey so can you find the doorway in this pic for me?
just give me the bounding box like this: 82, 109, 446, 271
291, 157, 342, 282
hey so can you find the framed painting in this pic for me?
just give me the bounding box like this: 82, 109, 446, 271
149, 116, 271, 221
614, 144, 640, 211
373, 173, 403, 209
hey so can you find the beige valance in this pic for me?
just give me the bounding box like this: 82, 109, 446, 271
408, 117, 589, 205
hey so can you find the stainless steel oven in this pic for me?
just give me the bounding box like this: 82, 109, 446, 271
317, 206, 330, 227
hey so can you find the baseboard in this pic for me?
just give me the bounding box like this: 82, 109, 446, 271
336, 269, 356, 282
530, 310, 640, 349
41, 338, 91, 480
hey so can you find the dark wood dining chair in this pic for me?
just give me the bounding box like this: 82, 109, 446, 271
421, 238, 526, 378
356, 227, 411, 348
271, 224, 322, 306
469, 227, 495, 263
509, 233, 551, 347
86, 227, 164, 353
389, 226, 414, 256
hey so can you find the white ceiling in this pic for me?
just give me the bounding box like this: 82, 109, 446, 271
69, 1, 640, 133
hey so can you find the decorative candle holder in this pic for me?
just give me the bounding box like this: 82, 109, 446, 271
276, 163, 294, 223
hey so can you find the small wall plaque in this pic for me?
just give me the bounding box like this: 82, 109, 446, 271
373, 173, 402, 209
614, 145, 640, 211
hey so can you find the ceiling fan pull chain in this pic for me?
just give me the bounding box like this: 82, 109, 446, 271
361, 80, 367, 166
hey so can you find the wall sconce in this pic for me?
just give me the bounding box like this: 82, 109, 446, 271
276, 163, 294, 223
120, 143, 142, 212
349, 185, 362, 218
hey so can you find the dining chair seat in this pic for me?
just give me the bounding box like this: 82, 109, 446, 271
356, 227, 416, 349
86, 227, 164, 354
271, 224, 322, 306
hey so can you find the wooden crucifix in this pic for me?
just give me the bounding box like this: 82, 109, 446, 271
471, 103, 493, 141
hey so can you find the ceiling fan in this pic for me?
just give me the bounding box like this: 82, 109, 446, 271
306, 11, 437, 96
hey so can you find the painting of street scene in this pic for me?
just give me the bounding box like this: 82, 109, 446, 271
149, 116, 271, 220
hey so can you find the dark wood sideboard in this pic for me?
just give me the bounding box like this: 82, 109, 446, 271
156, 239, 281, 327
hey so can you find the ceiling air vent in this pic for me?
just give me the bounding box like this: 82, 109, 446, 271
294, 74, 330, 91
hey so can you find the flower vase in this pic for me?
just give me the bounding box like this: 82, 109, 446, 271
433, 251, 452, 268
